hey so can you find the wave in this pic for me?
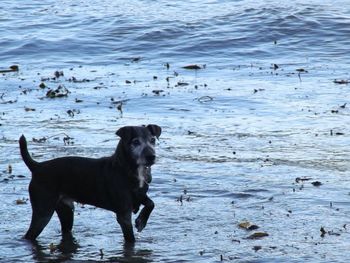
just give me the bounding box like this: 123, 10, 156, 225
1, 0, 349, 66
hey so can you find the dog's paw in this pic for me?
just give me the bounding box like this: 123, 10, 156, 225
135, 217, 146, 232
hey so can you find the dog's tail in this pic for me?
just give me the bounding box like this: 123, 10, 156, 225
19, 135, 39, 172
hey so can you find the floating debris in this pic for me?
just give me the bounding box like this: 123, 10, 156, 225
49, 243, 58, 253
10, 65, 19, 71
24, 107, 36, 112
0, 65, 19, 73
152, 89, 164, 95
177, 194, 183, 205
253, 245, 262, 252
54, 71, 64, 78
246, 232, 269, 239
0, 99, 17, 104
16, 198, 28, 205
183, 64, 202, 70
311, 181, 322, 187
32, 133, 73, 145
176, 81, 189, 86
68, 76, 91, 83
67, 110, 75, 117
93, 85, 106, 90
169, 107, 190, 112
296, 68, 308, 73
320, 226, 341, 237
32, 137, 47, 143
46, 85, 70, 98
99, 248, 104, 259
333, 79, 349, 84
116, 103, 123, 112
63, 135, 74, 145
272, 63, 279, 70
295, 177, 312, 183
253, 88, 265, 93
131, 57, 141, 62
187, 130, 196, 135
330, 129, 345, 136
196, 96, 213, 103
176, 189, 191, 205
238, 221, 259, 231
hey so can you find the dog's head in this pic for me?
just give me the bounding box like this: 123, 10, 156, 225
116, 124, 161, 187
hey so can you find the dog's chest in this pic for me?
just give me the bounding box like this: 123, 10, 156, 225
137, 166, 147, 188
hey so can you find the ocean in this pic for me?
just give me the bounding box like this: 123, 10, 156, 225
1, 0, 350, 262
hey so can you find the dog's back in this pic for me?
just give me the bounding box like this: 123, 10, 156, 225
20, 136, 117, 207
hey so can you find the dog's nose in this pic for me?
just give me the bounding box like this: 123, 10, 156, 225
145, 154, 156, 165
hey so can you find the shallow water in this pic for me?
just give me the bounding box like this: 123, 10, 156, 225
1, 0, 350, 262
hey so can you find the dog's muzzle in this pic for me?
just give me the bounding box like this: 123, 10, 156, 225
145, 154, 156, 166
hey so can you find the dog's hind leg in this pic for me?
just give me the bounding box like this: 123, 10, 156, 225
25, 211, 54, 240
116, 212, 135, 243
135, 196, 154, 232
24, 182, 57, 240
56, 198, 74, 236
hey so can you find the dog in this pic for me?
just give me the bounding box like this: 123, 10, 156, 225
19, 124, 161, 243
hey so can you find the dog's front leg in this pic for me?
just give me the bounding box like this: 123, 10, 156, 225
116, 212, 135, 243
135, 196, 154, 232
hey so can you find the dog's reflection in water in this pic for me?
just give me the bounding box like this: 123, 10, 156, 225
29, 235, 153, 263
29, 234, 78, 263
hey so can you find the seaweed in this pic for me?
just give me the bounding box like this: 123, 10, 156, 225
333, 79, 349, 84
0, 65, 19, 73
46, 85, 70, 98
183, 64, 202, 70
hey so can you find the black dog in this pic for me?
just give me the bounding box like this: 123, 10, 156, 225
19, 125, 161, 243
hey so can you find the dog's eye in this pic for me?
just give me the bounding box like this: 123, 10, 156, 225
150, 137, 156, 145
132, 139, 141, 146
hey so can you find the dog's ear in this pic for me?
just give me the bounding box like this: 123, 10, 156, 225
147, 124, 162, 139
116, 126, 132, 141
